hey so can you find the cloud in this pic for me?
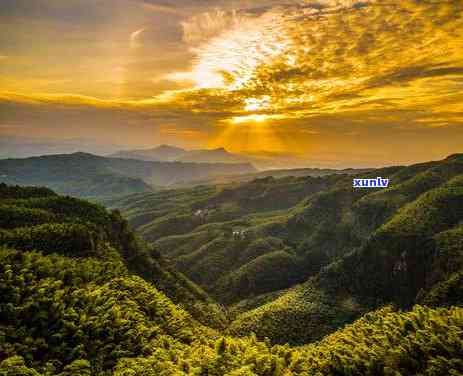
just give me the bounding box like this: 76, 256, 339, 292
130, 28, 146, 48
181, 9, 249, 45
365, 64, 463, 88
1, 0, 462, 165
164, 0, 463, 119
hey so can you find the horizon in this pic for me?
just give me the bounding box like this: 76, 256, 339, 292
1, 0, 462, 168
1, 135, 462, 170
1, 143, 461, 172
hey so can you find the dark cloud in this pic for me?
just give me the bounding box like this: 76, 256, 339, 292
366, 64, 463, 88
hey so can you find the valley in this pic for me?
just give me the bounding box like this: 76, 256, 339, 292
109, 154, 463, 344
0, 154, 462, 374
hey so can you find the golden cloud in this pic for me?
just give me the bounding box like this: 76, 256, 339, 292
1, 0, 462, 164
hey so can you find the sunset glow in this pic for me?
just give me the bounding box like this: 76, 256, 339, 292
1, 0, 462, 166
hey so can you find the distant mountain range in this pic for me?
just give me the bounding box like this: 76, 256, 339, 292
110, 145, 188, 162
0, 152, 257, 199
109, 145, 314, 170
110, 145, 249, 164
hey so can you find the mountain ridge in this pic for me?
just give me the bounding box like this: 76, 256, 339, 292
109, 144, 323, 169
0, 152, 257, 199
110, 144, 188, 162
110, 145, 250, 164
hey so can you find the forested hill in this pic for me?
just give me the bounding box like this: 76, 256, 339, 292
111, 153, 463, 344
0, 183, 225, 327
0, 182, 462, 374
0, 152, 257, 200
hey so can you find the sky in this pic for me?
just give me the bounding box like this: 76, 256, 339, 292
0, 0, 462, 167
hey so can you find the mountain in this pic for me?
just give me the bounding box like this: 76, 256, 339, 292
0, 184, 226, 373
0, 153, 152, 200
110, 144, 187, 162
110, 153, 463, 345
0, 152, 257, 199
0, 183, 225, 328
228, 162, 463, 344
111, 145, 249, 164
1, 183, 462, 375
110, 145, 321, 169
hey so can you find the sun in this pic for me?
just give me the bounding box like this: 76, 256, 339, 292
230, 114, 269, 124
211, 115, 287, 153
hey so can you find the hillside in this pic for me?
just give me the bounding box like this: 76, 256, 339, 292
0, 153, 152, 200
0, 152, 257, 199
1, 183, 462, 375
110, 154, 463, 344
0, 183, 225, 328
228, 154, 463, 343
170, 166, 372, 188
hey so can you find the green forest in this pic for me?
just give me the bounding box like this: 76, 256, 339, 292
1, 154, 463, 375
